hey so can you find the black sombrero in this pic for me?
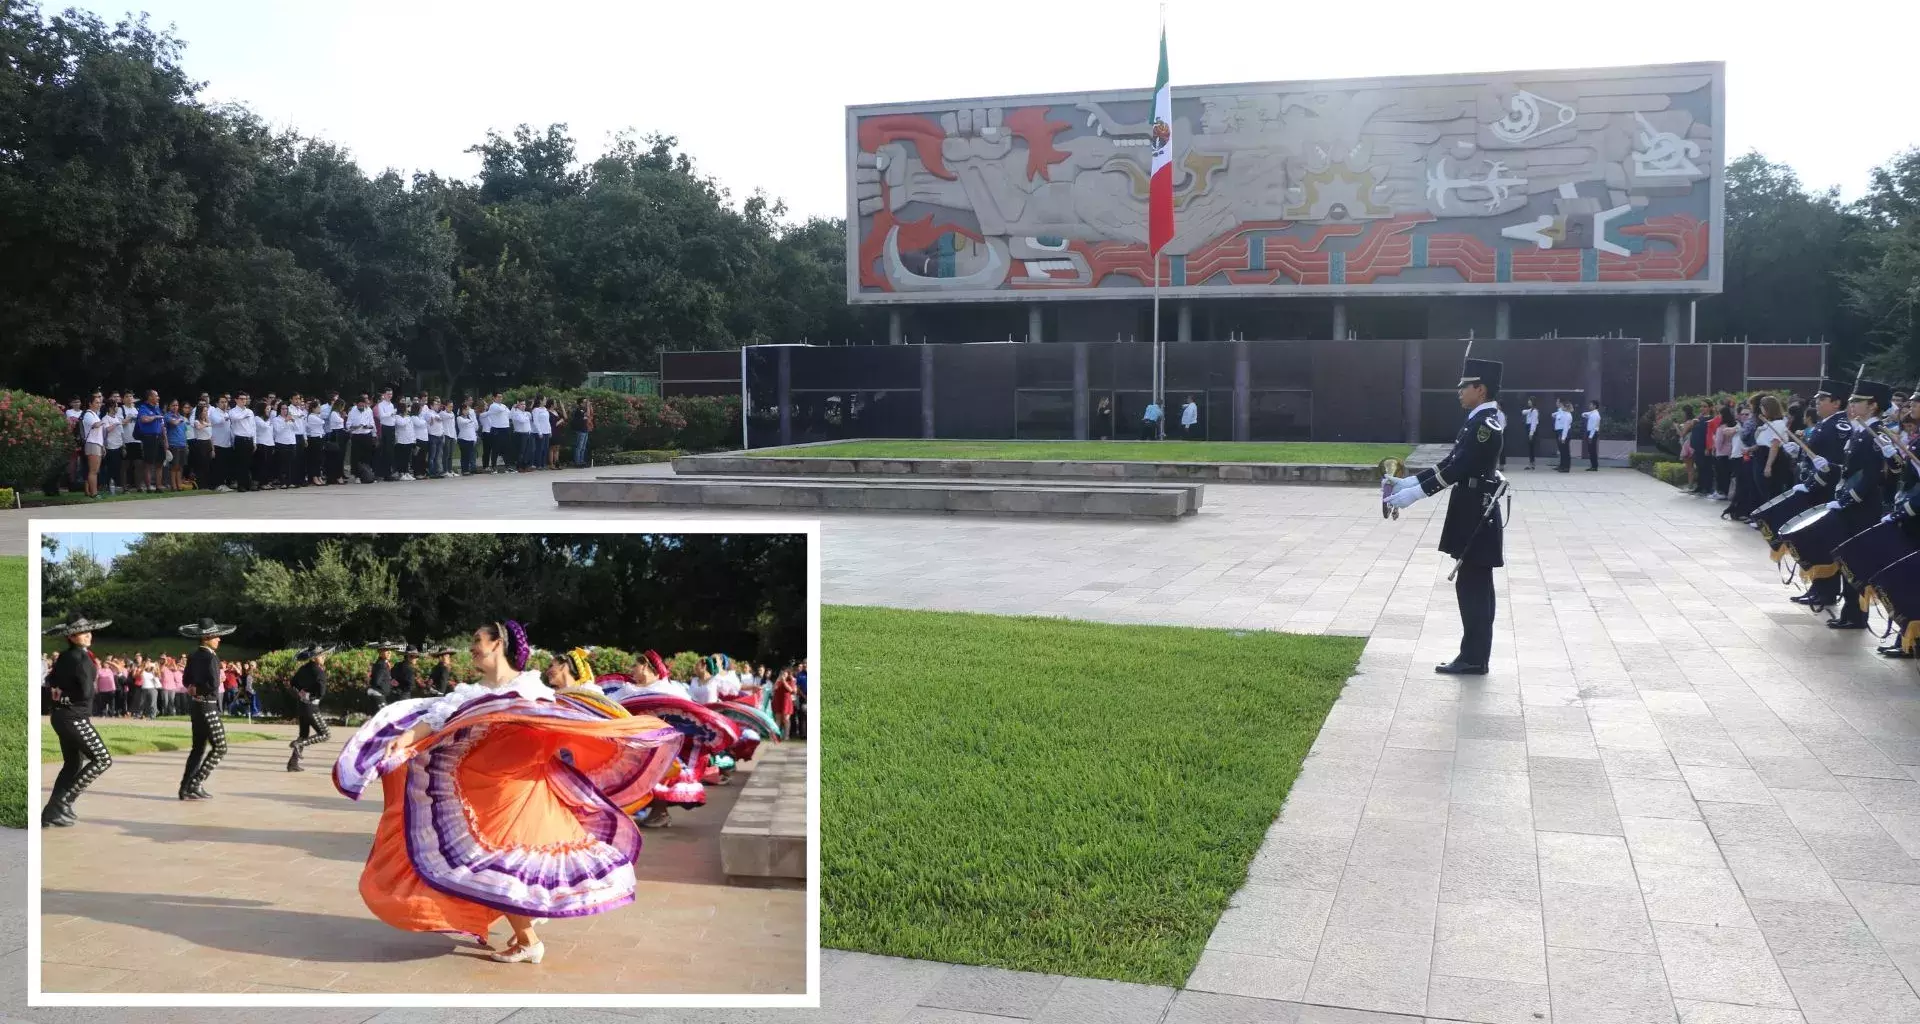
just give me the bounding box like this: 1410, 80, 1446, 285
44, 616, 111, 637
372, 640, 407, 652
178, 617, 236, 639
296, 643, 338, 660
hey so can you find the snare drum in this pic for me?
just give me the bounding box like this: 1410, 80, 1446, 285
1867, 552, 1920, 651
1751, 489, 1814, 545
1836, 518, 1920, 591
1779, 507, 1852, 579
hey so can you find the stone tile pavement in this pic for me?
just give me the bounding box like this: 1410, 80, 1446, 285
35, 729, 805, 995
10, 467, 1920, 1021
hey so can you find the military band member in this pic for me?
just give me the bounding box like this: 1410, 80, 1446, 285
42, 616, 114, 827
178, 616, 234, 800
1385, 357, 1507, 675
1784, 380, 1855, 610
1880, 422, 1920, 657
1825, 381, 1897, 630
287, 644, 333, 771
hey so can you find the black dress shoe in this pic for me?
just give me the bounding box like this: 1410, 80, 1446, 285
1435, 660, 1490, 675
1791, 593, 1820, 605
1879, 643, 1913, 659
1828, 619, 1868, 630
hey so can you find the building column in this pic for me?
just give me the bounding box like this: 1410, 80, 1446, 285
888, 308, 904, 346
1331, 301, 1349, 341
776, 347, 792, 447
1234, 340, 1251, 442
1178, 301, 1193, 343
919, 344, 935, 438
1663, 299, 1682, 344
1027, 304, 1043, 344
1404, 340, 1422, 444
1494, 299, 1512, 340
1072, 343, 1089, 440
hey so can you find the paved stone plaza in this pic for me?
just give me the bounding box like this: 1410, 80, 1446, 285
10, 465, 1920, 1021
34, 724, 806, 996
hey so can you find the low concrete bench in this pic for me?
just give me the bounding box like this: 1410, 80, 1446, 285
554, 475, 1202, 519
720, 742, 806, 881
674, 454, 1381, 487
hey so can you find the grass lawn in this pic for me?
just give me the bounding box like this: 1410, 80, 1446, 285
40, 721, 279, 763
823, 605, 1364, 985
780, 439, 1411, 465
0, 557, 23, 828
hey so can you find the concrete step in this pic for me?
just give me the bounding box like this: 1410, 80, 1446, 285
553, 475, 1201, 519
675, 454, 1382, 486
720, 741, 807, 880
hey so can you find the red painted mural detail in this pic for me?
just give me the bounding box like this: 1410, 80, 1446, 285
857, 115, 955, 181
1003, 107, 1073, 182
855, 208, 982, 291
1051, 213, 1708, 289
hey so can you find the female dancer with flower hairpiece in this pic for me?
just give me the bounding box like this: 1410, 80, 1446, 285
333, 620, 684, 964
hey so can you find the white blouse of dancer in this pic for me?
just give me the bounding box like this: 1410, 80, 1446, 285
405, 670, 556, 734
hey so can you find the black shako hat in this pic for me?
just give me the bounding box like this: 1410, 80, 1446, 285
1813, 379, 1849, 400
1458, 358, 1503, 392
1854, 379, 1894, 410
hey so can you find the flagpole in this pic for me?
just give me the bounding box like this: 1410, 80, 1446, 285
1152, 1, 1167, 436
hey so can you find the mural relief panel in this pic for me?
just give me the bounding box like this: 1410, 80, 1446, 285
847, 63, 1722, 302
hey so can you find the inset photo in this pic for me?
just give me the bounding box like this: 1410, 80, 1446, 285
28, 520, 816, 1008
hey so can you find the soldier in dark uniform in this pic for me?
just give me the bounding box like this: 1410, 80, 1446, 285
1385, 356, 1507, 675
178, 616, 234, 800
287, 644, 333, 772
42, 615, 114, 827
1879, 407, 1920, 657
1827, 380, 1896, 631
1784, 380, 1855, 610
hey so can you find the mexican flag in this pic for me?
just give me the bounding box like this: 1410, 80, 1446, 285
1148, 26, 1173, 258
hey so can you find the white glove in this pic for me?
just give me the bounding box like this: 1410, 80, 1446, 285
1386, 486, 1424, 510
1393, 476, 1422, 494
1881, 442, 1899, 459
1812, 455, 1831, 473
1792, 484, 1809, 494
1826, 500, 1844, 511
1783, 441, 1802, 456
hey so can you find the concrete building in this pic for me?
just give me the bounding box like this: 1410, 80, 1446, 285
846, 62, 1724, 346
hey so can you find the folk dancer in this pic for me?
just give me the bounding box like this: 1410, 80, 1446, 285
178, 616, 234, 800
1783, 380, 1855, 611
288, 644, 334, 772
1386, 356, 1507, 674
42, 616, 115, 827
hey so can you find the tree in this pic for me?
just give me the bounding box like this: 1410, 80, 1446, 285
1846, 148, 1920, 379
41, 548, 107, 622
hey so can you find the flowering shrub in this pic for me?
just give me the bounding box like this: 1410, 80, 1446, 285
0, 390, 73, 490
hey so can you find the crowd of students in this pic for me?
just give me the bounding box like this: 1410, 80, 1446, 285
59, 387, 595, 498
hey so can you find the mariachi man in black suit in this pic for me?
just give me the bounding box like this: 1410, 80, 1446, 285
287, 644, 333, 772
1825, 380, 1896, 631
1783, 380, 1857, 611
367, 642, 399, 710
178, 616, 234, 800
42, 616, 114, 827
1386, 356, 1508, 675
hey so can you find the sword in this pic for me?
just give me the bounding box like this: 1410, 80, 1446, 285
1447, 474, 1510, 582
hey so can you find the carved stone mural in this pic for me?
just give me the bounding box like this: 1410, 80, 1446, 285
846, 62, 1723, 302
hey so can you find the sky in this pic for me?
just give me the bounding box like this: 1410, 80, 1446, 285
46, 531, 143, 567
65, 0, 1920, 221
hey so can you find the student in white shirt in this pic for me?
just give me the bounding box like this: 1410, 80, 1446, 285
1582, 400, 1602, 472
79, 393, 106, 498
1552, 399, 1574, 474
227, 393, 257, 492
253, 400, 278, 489
455, 398, 479, 476
98, 391, 126, 495
509, 400, 534, 472
208, 396, 232, 491
1179, 396, 1199, 439
324, 398, 347, 484
304, 403, 325, 485
346, 395, 376, 482
393, 401, 418, 481
422, 399, 445, 478
532, 397, 552, 471
188, 396, 214, 489
1520, 397, 1541, 470
409, 404, 430, 479
375, 388, 399, 481
483, 394, 510, 472
118, 395, 140, 490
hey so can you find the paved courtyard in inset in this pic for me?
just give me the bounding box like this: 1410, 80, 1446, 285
9, 464, 1920, 1022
